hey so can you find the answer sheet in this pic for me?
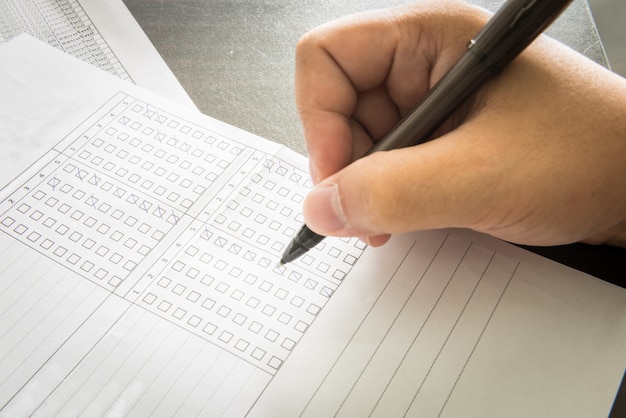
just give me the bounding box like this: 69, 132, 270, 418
0, 0, 194, 107
1, 35, 625, 417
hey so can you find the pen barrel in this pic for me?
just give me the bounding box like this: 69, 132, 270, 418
367, 0, 573, 154
367, 50, 495, 153
472, 0, 574, 70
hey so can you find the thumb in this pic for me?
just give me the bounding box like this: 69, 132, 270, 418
302, 136, 491, 240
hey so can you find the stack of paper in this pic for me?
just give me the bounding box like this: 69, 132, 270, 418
0, 2, 624, 417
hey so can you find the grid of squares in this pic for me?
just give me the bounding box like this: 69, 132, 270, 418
138, 220, 362, 374
0, 94, 243, 290
0, 158, 178, 291
0, 0, 131, 81
218, 153, 366, 280
0, 92, 366, 375
77, 102, 243, 213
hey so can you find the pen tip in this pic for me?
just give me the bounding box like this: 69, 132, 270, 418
275, 260, 285, 269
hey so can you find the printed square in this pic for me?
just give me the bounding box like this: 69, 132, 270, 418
278, 312, 292, 325
67, 253, 81, 265
83, 217, 97, 227
1, 217, 15, 227
230, 289, 245, 301
320, 286, 334, 298
203, 322, 217, 335
219, 330, 233, 343
58, 203, 71, 214
187, 291, 201, 302
268, 221, 281, 231
137, 245, 150, 256
228, 266, 242, 278
40, 239, 54, 250
158, 300, 172, 312
274, 288, 288, 300
333, 269, 347, 281
290, 296, 304, 308
200, 274, 214, 287
33, 190, 46, 200
307, 303, 321, 316
294, 321, 308, 333
109, 276, 123, 288
316, 262, 330, 273
80, 261, 94, 272
185, 245, 199, 256
172, 308, 186, 320
215, 281, 230, 293
187, 315, 202, 327
186, 267, 200, 279
94, 268, 108, 280
232, 313, 247, 326
171, 260, 185, 272
264, 329, 279, 343
143, 293, 157, 305
244, 274, 258, 285
246, 296, 260, 309
259, 281, 273, 293
261, 304, 276, 317
158, 276, 172, 288
100, 181, 113, 192
304, 278, 318, 290
233, 339, 250, 353
69, 231, 82, 242
124, 237, 137, 249
288, 271, 302, 283
172, 284, 186, 295
202, 298, 216, 310
281, 338, 296, 351
257, 258, 271, 268
251, 347, 266, 361
248, 321, 263, 334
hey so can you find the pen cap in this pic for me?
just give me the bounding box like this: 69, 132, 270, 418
471, 0, 573, 72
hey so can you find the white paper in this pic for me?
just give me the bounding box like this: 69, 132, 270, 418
1, 35, 625, 418
0, 0, 195, 108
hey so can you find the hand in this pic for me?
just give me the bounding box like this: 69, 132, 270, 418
295, 0, 626, 248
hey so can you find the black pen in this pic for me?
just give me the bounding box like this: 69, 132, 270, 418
280, 0, 573, 266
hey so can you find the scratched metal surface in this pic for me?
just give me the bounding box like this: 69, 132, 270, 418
121, 0, 604, 155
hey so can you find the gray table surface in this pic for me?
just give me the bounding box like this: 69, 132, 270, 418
121, 0, 624, 285
121, 0, 605, 155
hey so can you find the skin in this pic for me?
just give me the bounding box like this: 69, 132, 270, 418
295, 0, 626, 249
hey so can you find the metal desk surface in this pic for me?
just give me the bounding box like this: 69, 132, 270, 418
121, 0, 624, 285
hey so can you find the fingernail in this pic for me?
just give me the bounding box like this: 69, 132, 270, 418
308, 160, 319, 184
304, 184, 347, 233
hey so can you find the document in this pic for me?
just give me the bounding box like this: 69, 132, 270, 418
1, 35, 625, 417
0, 0, 195, 108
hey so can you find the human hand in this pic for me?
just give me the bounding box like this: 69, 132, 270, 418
295, 0, 626, 248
